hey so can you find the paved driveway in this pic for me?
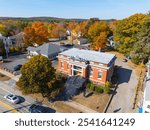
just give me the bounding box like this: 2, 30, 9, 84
107, 58, 139, 113
0, 54, 28, 73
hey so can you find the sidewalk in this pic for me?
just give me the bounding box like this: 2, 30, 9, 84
0, 68, 20, 81
64, 100, 98, 113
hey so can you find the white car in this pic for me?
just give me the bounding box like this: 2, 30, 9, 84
4, 94, 20, 104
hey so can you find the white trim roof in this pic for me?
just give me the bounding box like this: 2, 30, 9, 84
59, 48, 116, 64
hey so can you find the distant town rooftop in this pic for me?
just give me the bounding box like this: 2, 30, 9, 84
59, 48, 116, 64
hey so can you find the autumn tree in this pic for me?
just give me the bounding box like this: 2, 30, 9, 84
0, 24, 9, 36
114, 13, 146, 55
24, 22, 49, 46
17, 55, 57, 98
88, 21, 111, 50
47, 23, 55, 38
91, 32, 107, 51
52, 23, 66, 39
131, 13, 150, 64
88, 21, 111, 42
79, 21, 89, 38
67, 22, 77, 30
109, 20, 119, 33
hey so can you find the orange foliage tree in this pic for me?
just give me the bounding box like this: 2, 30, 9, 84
88, 21, 111, 51
24, 22, 49, 46
91, 32, 107, 51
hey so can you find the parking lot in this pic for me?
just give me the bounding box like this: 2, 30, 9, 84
106, 57, 139, 113
0, 54, 28, 73
0, 54, 58, 74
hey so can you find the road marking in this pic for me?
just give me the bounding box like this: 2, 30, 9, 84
0, 100, 18, 113
0, 83, 31, 104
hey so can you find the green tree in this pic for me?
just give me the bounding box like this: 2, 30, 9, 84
17, 55, 56, 98
114, 13, 146, 56
131, 13, 150, 64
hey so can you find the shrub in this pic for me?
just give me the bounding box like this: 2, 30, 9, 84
95, 86, 104, 93
86, 83, 91, 89
90, 83, 95, 91
105, 81, 112, 87
104, 86, 111, 94
9, 46, 16, 53
56, 73, 62, 80
15, 47, 22, 53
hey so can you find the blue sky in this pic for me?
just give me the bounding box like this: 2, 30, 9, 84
0, 0, 149, 19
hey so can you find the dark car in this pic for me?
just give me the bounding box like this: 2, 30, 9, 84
28, 104, 56, 113
13, 64, 22, 71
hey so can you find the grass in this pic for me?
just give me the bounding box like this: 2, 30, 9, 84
73, 92, 110, 112
52, 101, 81, 113
29, 93, 81, 113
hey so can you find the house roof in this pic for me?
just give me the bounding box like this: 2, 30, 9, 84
59, 48, 116, 64
27, 43, 67, 57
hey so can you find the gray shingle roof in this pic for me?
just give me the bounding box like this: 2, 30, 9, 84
27, 43, 67, 57
59, 48, 116, 64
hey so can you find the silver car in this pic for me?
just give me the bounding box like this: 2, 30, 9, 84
4, 94, 20, 104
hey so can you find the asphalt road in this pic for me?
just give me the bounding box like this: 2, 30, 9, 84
0, 80, 56, 113
0, 83, 30, 113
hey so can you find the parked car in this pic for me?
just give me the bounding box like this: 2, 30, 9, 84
28, 104, 56, 113
13, 64, 22, 71
4, 94, 20, 104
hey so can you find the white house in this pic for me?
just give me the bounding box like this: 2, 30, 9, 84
73, 38, 88, 45
27, 43, 68, 60
143, 59, 150, 113
107, 36, 115, 47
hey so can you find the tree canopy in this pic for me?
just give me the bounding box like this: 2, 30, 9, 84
114, 13, 146, 55
88, 21, 111, 50
0, 24, 8, 36
24, 22, 49, 46
131, 14, 150, 64
17, 55, 57, 98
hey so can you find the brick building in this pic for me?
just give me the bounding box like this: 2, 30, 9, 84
58, 48, 116, 85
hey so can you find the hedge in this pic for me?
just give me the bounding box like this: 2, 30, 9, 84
95, 86, 104, 93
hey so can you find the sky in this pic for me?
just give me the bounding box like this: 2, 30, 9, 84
0, 0, 149, 19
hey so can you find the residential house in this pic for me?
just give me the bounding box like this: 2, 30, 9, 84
73, 38, 88, 45
107, 36, 115, 47
27, 43, 67, 60
58, 48, 116, 85
143, 58, 150, 113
